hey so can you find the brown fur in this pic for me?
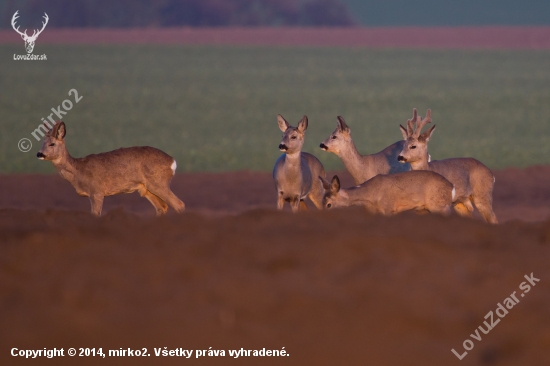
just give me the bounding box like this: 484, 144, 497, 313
37, 121, 185, 216
320, 116, 410, 185
320, 171, 454, 216
398, 109, 498, 224
273, 115, 326, 212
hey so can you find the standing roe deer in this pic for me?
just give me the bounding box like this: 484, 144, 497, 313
37, 121, 185, 216
397, 109, 498, 224
320, 172, 455, 216
273, 115, 326, 212
320, 116, 410, 185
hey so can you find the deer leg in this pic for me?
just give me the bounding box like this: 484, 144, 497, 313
147, 185, 185, 213
138, 184, 168, 216
89, 195, 104, 216
299, 200, 308, 211
307, 194, 323, 210
476, 205, 498, 224
290, 196, 300, 213
473, 197, 498, 224
144, 191, 169, 216
308, 196, 323, 210
307, 177, 325, 210
277, 191, 285, 210
464, 199, 474, 213
453, 202, 473, 218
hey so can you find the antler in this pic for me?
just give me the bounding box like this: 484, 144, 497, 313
414, 109, 432, 137
11, 10, 28, 38
29, 13, 48, 40
406, 108, 417, 137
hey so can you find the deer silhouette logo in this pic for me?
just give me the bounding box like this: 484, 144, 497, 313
11, 10, 49, 54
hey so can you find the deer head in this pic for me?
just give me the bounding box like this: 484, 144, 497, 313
397, 108, 435, 166
12, 11, 49, 54
277, 114, 308, 154
319, 116, 352, 154
319, 175, 349, 209
37, 122, 66, 162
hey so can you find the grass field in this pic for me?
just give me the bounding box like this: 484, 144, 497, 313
1, 45, 550, 174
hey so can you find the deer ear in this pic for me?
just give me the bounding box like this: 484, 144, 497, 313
277, 114, 290, 132
331, 175, 341, 193
56, 122, 66, 139
337, 116, 350, 134
297, 115, 308, 133
420, 125, 435, 142
399, 125, 408, 140
319, 176, 331, 191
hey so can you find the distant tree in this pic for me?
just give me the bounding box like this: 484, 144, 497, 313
303, 0, 355, 26
1, 0, 355, 28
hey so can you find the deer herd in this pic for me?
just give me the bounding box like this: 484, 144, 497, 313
37, 108, 497, 224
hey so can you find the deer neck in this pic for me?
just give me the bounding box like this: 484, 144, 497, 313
284, 151, 302, 171
409, 153, 430, 171
342, 187, 367, 206
51, 148, 78, 183
337, 140, 367, 184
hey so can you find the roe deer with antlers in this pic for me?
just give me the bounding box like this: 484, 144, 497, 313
37, 122, 185, 216
11, 10, 48, 53
273, 115, 326, 212
320, 116, 410, 185
397, 109, 498, 224
320, 172, 454, 216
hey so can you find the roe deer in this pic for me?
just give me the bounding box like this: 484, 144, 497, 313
37, 121, 185, 216
320, 116, 410, 185
320, 172, 454, 216
397, 109, 498, 224
273, 115, 326, 212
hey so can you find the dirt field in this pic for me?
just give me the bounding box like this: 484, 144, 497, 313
0, 167, 550, 365
2, 166, 550, 221
1, 27, 550, 48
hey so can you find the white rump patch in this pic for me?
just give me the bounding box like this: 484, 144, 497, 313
428, 154, 431, 162
451, 186, 456, 201
171, 160, 177, 175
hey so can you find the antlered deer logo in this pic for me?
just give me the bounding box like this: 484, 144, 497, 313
11, 10, 49, 54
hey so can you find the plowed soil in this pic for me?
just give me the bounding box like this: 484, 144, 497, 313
1, 167, 550, 365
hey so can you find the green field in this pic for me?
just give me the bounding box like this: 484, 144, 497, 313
1, 45, 550, 174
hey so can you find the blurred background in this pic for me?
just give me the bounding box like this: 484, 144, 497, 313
0, 0, 549, 174
2, 0, 550, 27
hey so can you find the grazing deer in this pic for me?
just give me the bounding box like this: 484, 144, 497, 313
320, 172, 454, 216
320, 116, 410, 185
273, 115, 326, 212
397, 109, 498, 224
37, 121, 185, 216
11, 11, 48, 54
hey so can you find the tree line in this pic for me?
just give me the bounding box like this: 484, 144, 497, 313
2, 0, 355, 28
